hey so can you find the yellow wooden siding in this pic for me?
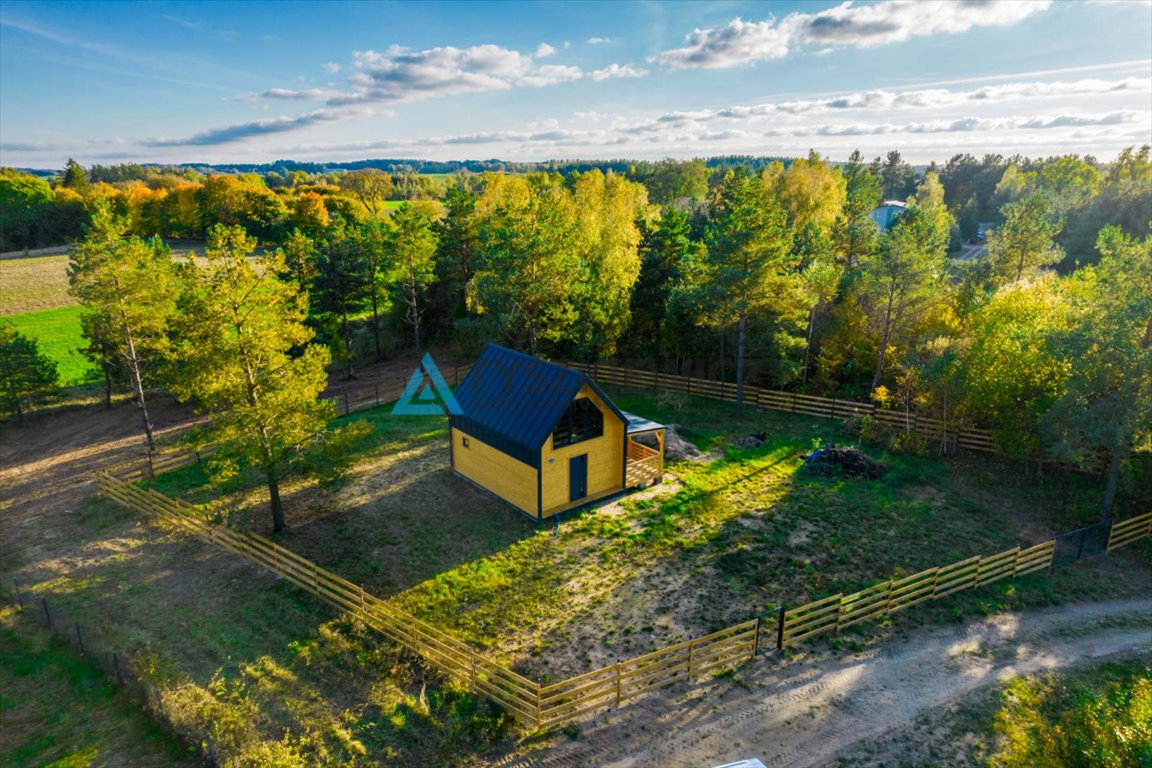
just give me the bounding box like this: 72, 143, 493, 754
539, 385, 625, 516
450, 427, 538, 516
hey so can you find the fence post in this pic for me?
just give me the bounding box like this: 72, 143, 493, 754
13, 578, 22, 608
41, 597, 51, 629
374, 384, 380, 407
752, 614, 762, 659
615, 663, 622, 706
344, 391, 350, 415
147, 450, 156, 480
75, 622, 86, 656
112, 652, 124, 686
776, 605, 786, 650
687, 641, 694, 679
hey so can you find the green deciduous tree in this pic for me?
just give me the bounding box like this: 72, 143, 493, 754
987, 195, 1063, 285
0, 324, 58, 421
570, 170, 649, 360
69, 204, 176, 449
470, 173, 579, 354
339, 169, 394, 217
961, 275, 1070, 459
1043, 227, 1152, 519
169, 225, 336, 533
0, 169, 55, 251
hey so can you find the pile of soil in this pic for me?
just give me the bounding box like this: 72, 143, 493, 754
802, 445, 887, 479
732, 432, 770, 449
662, 425, 703, 462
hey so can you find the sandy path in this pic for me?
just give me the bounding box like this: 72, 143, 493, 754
492, 597, 1152, 768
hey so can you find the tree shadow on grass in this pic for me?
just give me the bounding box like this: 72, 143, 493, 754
16, 497, 518, 766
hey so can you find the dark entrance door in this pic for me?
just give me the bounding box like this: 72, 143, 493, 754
569, 454, 588, 502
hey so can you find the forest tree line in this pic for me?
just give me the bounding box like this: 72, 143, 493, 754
1, 148, 1149, 518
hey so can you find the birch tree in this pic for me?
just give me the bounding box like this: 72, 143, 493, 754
69, 204, 176, 450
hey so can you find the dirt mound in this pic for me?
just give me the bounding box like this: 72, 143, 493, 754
802, 445, 886, 479
732, 432, 770, 449
663, 425, 704, 462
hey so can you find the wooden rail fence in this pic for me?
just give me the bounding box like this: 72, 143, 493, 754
568, 362, 999, 454
780, 541, 1057, 646
97, 462, 1151, 730
1109, 512, 1152, 552
107, 363, 475, 483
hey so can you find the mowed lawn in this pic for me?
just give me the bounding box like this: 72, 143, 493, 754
6, 305, 94, 385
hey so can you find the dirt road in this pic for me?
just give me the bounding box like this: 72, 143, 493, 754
493, 597, 1152, 768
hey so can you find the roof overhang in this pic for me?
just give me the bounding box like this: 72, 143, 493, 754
622, 411, 665, 435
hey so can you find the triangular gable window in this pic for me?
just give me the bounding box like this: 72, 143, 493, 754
552, 397, 604, 448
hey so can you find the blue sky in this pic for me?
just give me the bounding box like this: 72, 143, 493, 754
2, 0, 1150, 168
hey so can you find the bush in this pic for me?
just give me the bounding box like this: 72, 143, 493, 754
991, 661, 1152, 768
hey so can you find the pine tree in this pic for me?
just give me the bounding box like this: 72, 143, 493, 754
0, 324, 58, 421
168, 225, 335, 533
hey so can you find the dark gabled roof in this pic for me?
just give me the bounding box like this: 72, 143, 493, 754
622, 411, 664, 435
452, 344, 626, 455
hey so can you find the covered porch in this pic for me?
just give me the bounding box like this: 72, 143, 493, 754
623, 412, 665, 488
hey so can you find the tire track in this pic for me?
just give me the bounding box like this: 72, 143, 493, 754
489, 598, 1152, 768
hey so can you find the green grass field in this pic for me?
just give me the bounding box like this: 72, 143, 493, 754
6, 305, 95, 385
148, 389, 1151, 677
0, 605, 196, 768
15, 391, 1150, 764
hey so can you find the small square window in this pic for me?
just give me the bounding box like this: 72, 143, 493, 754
462, 437, 470, 448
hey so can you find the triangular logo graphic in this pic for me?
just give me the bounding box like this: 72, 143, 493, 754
392, 353, 463, 416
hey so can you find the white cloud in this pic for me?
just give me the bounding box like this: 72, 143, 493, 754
650, 77, 1151, 124
321, 43, 587, 105
656, 17, 794, 68
587, 37, 612, 44
263, 87, 342, 101
322, 61, 341, 74
589, 63, 648, 81
535, 42, 557, 58
518, 64, 583, 87
141, 107, 367, 147
656, 0, 1052, 69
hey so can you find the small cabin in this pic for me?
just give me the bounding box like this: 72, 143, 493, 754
449, 344, 665, 520
870, 200, 907, 232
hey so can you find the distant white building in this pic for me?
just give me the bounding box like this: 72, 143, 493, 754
870, 200, 906, 232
